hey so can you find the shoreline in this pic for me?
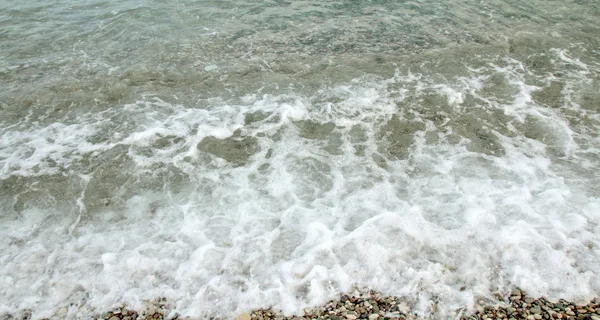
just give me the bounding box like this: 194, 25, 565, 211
4, 290, 598, 320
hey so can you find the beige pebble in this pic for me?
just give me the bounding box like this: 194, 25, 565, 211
511, 289, 522, 296
57, 307, 68, 316
369, 314, 380, 320
346, 314, 357, 320
236, 312, 251, 320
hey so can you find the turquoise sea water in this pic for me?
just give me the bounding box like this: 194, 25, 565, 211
1, 1, 599, 318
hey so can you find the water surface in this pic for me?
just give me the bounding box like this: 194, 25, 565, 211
1, 0, 599, 318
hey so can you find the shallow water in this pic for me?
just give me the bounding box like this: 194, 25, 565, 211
1, 0, 599, 319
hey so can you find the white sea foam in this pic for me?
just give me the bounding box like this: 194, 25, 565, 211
0, 55, 599, 319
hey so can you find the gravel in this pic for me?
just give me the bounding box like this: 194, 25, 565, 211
243, 290, 599, 320
1, 289, 598, 319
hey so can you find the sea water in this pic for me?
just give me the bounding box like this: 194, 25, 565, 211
0, 0, 599, 319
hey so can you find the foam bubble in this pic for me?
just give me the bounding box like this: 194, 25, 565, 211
1, 54, 599, 319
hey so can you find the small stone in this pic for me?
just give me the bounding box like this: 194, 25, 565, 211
236, 313, 251, 320
591, 316, 600, 320
369, 314, 380, 320
108, 317, 120, 320
511, 289, 522, 297
346, 315, 357, 320
57, 307, 68, 316
534, 315, 542, 320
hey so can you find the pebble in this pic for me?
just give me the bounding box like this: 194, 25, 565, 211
237, 312, 251, 320
57, 307, 68, 316
4, 290, 600, 320
511, 289, 522, 296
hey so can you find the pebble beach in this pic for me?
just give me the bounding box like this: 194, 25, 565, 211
4, 290, 598, 320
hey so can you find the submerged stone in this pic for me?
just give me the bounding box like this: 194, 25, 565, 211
244, 110, 270, 124
295, 120, 336, 139
198, 134, 259, 165
377, 115, 425, 160
449, 115, 506, 157
532, 81, 565, 109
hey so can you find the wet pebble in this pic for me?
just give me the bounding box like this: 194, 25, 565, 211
7, 289, 599, 320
